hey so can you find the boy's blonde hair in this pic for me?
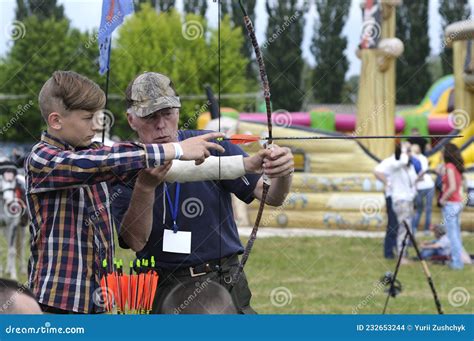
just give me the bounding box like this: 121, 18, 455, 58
38, 71, 106, 123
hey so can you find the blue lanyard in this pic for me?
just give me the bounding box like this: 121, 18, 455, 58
165, 182, 180, 233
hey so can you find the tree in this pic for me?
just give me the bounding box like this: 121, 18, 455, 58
183, 0, 207, 17
229, 0, 257, 80
112, 5, 253, 132
15, 0, 65, 21
136, 0, 175, 11
439, 0, 471, 75
219, 0, 231, 17
264, 0, 308, 111
341, 75, 359, 104
0, 17, 100, 142
396, 0, 431, 104
311, 0, 350, 103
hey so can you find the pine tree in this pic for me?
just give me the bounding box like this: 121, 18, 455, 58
229, 0, 257, 79
264, 0, 308, 111
15, 0, 65, 21
183, 0, 207, 17
396, 0, 431, 104
311, 0, 350, 103
439, 0, 471, 75
136, 0, 175, 11
0, 17, 100, 142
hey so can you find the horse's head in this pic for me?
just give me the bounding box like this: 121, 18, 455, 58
0, 170, 25, 219
1, 171, 17, 203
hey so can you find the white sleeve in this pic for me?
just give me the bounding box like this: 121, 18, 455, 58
375, 158, 390, 173
164, 155, 246, 183
390, 153, 409, 170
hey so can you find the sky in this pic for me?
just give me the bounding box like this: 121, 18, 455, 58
0, 0, 473, 78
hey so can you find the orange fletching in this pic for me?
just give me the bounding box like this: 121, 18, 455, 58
227, 134, 260, 145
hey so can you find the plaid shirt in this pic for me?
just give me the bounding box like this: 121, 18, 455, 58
26, 132, 165, 313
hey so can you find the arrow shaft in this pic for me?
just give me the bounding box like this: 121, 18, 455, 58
223, 134, 462, 142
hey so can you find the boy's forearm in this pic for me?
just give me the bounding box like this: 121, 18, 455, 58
28, 142, 177, 193
120, 183, 156, 252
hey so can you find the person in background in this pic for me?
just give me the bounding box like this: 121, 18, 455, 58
159, 281, 237, 314
384, 143, 418, 263
374, 155, 398, 259
407, 127, 431, 154
0, 278, 42, 314
437, 143, 466, 270
411, 144, 435, 236
419, 224, 450, 260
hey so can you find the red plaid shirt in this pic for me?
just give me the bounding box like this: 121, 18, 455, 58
26, 132, 165, 313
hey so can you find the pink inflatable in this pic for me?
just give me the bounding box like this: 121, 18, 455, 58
335, 114, 405, 132
239, 112, 311, 127
238, 112, 453, 134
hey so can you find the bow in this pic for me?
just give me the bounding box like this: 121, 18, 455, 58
227, 1, 463, 290
231, 0, 273, 288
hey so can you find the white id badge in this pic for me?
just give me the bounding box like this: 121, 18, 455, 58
163, 229, 191, 254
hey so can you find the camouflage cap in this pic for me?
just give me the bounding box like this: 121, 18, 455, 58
127, 72, 181, 117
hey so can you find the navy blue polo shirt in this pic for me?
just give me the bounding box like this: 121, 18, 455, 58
111, 130, 261, 270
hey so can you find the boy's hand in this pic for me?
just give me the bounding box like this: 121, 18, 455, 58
243, 149, 270, 174
136, 161, 172, 191
179, 132, 226, 165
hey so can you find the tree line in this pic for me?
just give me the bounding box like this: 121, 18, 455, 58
0, 0, 470, 142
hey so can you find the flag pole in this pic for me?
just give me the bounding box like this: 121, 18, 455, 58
102, 38, 112, 144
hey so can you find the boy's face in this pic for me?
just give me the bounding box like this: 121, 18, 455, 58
51, 109, 97, 147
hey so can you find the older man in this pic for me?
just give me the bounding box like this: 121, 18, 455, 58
112, 72, 294, 314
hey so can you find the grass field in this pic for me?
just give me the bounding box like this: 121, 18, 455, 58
5, 231, 473, 314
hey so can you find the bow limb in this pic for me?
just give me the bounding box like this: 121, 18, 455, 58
232, 0, 273, 288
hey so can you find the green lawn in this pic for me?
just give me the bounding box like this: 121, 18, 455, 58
243, 235, 473, 314
6, 232, 473, 314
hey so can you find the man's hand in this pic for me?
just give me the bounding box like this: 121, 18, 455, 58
179, 132, 226, 165
243, 149, 270, 174
136, 161, 172, 191
262, 145, 294, 178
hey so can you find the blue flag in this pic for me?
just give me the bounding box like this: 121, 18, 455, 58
98, 0, 134, 75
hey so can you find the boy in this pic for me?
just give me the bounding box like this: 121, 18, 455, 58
25, 71, 224, 313
420, 224, 451, 260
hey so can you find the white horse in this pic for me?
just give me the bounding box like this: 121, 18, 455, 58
0, 168, 28, 280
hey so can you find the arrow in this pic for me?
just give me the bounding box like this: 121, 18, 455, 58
218, 134, 463, 145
